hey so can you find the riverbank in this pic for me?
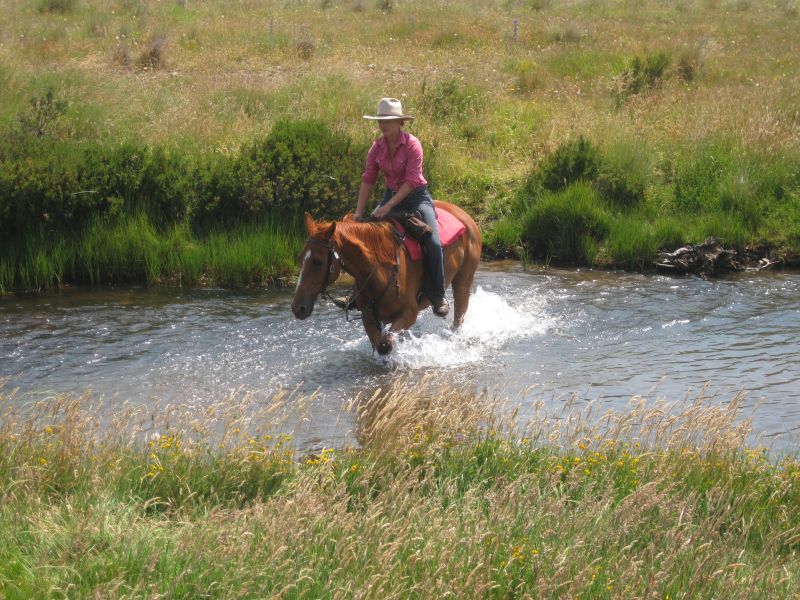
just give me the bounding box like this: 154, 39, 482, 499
2, 0, 799, 290
1, 376, 798, 598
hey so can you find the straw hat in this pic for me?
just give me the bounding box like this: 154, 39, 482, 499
363, 97, 415, 121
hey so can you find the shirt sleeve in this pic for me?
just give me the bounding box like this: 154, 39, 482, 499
402, 135, 426, 188
361, 142, 380, 185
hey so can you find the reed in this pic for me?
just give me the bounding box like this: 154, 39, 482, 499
1, 376, 798, 598
0, 213, 303, 291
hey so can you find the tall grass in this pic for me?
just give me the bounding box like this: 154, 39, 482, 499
0, 213, 303, 291
2, 0, 800, 274
522, 181, 611, 265
1, 377, 798, 598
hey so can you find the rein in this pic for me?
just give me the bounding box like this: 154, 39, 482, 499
305, 226, 403, 324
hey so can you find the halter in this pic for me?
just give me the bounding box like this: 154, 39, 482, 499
303, 228, 402, 325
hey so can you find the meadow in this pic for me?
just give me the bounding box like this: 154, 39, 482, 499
1, 0, 799, 287
1, 376, 799, 598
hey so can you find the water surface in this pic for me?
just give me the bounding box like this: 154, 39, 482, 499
2, 264, 799, 450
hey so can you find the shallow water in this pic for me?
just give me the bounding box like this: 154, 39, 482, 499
2, 263, 799, 450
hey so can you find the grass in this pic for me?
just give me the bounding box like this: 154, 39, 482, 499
1, 376, 799, 598
1, 0, 800, 282
0, 213, 302, 292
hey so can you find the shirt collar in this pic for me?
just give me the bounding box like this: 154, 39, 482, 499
376, 131, 408, 155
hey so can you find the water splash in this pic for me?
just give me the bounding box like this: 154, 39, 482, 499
387, 287, 553, 369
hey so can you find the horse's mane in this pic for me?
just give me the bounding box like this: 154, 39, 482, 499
334, 220, 397, 265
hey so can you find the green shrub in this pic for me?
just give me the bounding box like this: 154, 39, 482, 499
538, 136, 600, 192
239, 119, 365, 221
618, 51, 671, 100
595, 140, 648, 209
522, 182, 610, 264
17, 87, 69, 138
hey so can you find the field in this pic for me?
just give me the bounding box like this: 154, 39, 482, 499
2, 376, 799, 598
1, 0, 799, 286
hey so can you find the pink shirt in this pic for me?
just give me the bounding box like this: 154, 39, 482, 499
361, 131, 427, 191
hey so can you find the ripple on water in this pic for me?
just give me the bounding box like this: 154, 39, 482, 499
1, 270, 799, 451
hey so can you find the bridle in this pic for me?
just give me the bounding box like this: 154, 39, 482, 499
302, 229, 402, 324
304, 236, 340, 297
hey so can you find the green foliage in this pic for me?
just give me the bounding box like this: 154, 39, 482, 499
18, 87, 69, 138
618, 51, 671, 99
522, 182, 611, 264
482, 215, 523, 258
237, 119, 365, 222
652, 217, 688, 251
419, 78, 486, 121
671, 142, 734, 213
607, 215, 659, 270
595, 140, 648, 209
537, 135, 601, 193
504, 58, 541, 95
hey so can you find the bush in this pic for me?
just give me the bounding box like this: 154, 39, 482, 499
618, 51, 671, 100
522, 182, 610, 264
193, 119, 365, 230
538, 136, 600, 192
243, 119, 365, 218
137, 34, 168, 70
595, 140, 648, 209
18, 88, 69, 138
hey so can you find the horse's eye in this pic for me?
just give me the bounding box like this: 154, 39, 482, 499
311, 258, 324, 268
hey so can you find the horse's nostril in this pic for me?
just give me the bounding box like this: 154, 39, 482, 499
292, 303, 310, 319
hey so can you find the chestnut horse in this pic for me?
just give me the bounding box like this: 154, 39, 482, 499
291, 201, 482, 355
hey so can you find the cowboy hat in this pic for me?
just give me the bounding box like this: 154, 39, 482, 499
363, 97, 415, 121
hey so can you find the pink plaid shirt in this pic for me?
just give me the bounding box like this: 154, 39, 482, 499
361, 131, 427, 191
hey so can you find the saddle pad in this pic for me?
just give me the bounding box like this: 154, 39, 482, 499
399, 208, 466, 261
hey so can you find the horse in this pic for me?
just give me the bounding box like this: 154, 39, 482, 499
291, 201, 482, 355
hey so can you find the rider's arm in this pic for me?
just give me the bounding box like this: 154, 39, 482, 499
354, 181, 374, 218
375, 182, 413, 215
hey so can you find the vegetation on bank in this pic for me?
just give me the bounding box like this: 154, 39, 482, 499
1, 377, 799, 598
2, 0, 800, 290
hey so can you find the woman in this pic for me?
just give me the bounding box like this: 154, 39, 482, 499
354, 97, 448, 317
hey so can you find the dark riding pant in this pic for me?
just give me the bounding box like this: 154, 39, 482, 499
381, 187, 445, 301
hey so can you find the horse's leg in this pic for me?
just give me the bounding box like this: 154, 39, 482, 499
450, 266, 476, 330
361, 314, 384, 353
377, 309, 418, 355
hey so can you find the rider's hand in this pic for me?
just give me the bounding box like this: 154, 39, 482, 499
371, 205, 390, 220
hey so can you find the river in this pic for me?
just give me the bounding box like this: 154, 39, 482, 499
2, 263, 799, 452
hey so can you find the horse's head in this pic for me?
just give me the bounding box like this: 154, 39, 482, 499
291, 212, 342, 319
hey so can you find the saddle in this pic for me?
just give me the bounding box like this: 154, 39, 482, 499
385, 208, 466, 261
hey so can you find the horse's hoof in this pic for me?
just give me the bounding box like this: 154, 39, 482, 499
377, 334, 394, 355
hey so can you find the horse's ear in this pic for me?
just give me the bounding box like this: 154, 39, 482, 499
303, 212, 315, 234
322, 222, 336, 240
